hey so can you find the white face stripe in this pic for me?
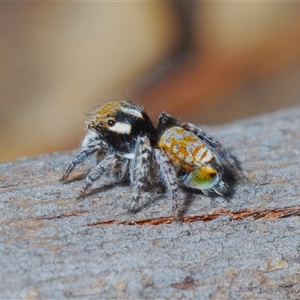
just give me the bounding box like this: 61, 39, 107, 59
110, 122, 131, 134
121, 107, 143, 119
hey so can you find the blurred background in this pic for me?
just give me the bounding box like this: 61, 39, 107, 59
1, 2, 300, 162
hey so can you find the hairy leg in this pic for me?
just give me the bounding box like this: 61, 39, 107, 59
62, 131, 107, 181
153, 148, 180, 216
129, 136, 152, 212
78, 154, 124, 198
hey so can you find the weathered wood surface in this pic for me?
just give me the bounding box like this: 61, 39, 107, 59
1, 106, 300, 299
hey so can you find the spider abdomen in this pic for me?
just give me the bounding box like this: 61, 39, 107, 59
158, 126, 220, 190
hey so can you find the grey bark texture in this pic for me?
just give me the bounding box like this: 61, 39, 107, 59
1, 106, 300, 299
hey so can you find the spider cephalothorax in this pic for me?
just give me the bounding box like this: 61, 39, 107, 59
87, 100, 157, 153
62, 100, 246, 216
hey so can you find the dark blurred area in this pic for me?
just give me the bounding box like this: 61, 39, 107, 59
1, 2, 300, 162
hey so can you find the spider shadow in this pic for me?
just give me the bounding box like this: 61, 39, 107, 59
128, 185, 168, 214
81, 181, 130, 198
177, 190, 194, 218
64, 166, 244, 217
125, 168, 242, 217
177, 169, 241, 217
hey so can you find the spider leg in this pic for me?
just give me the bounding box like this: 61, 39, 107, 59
182, 122, 246, 181
129, 136, 152, 212
61, 131, 107, 181
78, 154, 125, 198
153, 148, 180, 215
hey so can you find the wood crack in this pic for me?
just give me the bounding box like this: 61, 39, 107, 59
87, 205, 300, 226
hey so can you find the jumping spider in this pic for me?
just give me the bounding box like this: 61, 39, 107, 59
62, 100, 246, 216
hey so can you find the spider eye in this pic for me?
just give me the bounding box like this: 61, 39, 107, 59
107, 119, 116, 127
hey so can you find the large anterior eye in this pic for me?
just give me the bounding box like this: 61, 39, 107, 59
107, 119, 116, 127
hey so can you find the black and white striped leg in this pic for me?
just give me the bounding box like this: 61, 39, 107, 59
129, 136, 151, 212
153, 148, 180, 216
182, 122, 246, 180
61, 131, 107, 181
78, 154, 123, 198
